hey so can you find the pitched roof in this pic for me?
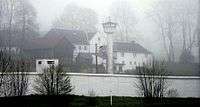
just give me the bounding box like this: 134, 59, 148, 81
45, 29, 93, 45
23, 35, 71, 50
100, 41, 151, 55
113, 41, 151, 54
77, 53, 93, 59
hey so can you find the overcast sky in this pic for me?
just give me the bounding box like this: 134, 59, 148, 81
30, 0, 164, 58
31, 0, 157, 31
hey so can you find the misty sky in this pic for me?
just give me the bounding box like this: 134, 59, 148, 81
31, 0, 157, 31
30, 0, 164, 58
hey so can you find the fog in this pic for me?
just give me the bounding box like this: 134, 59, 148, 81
1, 0, 199, 71
31, 0, 162, 57
0, 0, 200, 99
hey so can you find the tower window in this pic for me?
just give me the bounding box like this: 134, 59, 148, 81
38, 61, 42, 64
47, 61, 54, 64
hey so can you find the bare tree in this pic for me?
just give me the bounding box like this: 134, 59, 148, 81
53, 3, 98, 33
34, 65, 73, 95
135, 60, 168, 98
0, 52, 29, 97
16, 0, 39, 49
151, 0, 198, 63
0, 50, 11, 90
0, 0, 38, 52
110, 0, 137, 42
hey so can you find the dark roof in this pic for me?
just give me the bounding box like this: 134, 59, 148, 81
113, 41, 151, 54
99, 41, 151, 57
87, 32, 96, 41
76, 53, 93, 59
23, 35, 73, 50
45, 29, 94, 45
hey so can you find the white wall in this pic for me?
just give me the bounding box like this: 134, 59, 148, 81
36, 59, 59, 73
115, 52, 152, 70
89, 31, 107, 53
73, 45, 90, 60
27, 73, 200, 98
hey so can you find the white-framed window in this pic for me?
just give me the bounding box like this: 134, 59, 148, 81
130, 61, 132, 65
121, 52, 124, 57
133, 53, 136, 57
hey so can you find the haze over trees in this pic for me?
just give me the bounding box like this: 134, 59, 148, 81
110, 0, 137, 42
53, 3, 98, 33
0, 0, 38, 51
151, 0, 198, 63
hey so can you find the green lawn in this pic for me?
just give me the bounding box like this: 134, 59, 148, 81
0, 95, 200, 107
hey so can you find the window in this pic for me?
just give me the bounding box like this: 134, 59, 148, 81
121, 52, 124, 57
133, 53, 136, 57
145, 54, 148, 58
84, 46, 87, 50
98, 37, 101, 41
122, 61, 125, 64
47, 61, 54, 64
78, 46, 81, 50
38, 61, 42, 64
134, 61, 137, 65
130, 61, 132, 65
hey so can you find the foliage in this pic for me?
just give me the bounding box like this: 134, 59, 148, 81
34, 65, 73, 95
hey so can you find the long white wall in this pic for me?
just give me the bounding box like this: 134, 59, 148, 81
27, 73, 200, 98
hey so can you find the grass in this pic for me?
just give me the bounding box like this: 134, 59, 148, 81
0, 95, 200, 107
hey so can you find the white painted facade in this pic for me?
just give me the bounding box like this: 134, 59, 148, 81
27, 73, 200, 98
36, 59, 59, 73
114, 52, 152, 71
73, 44, 90, 59
89, 31, 107, 53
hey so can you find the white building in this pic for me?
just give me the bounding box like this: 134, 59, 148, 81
36, 59, 59, 73
96, 41, 153, 73
88, 31, 153, 73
